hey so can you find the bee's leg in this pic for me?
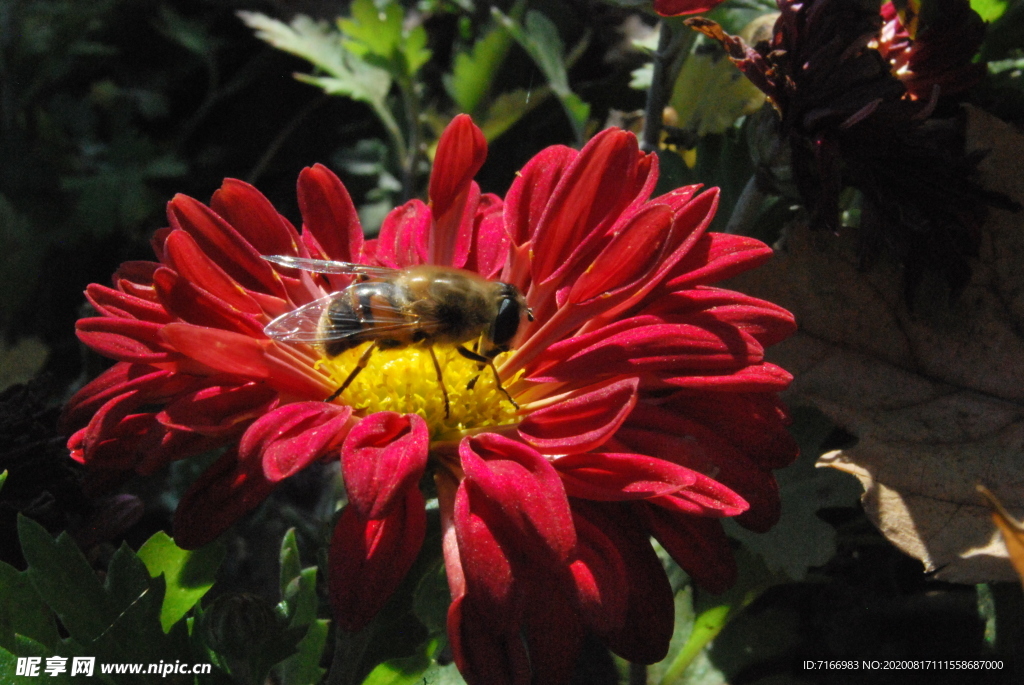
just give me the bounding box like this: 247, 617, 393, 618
427, 347, 451, 418
455, 346, 518, 410
465, 335, 487, 390
326, 342, 377, 403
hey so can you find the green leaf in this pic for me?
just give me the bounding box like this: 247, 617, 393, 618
137, 531, 224, 633
724, 406, 862, 580
493, 8, 589, 141
669, 36, 766, 137
361, 639, 465, 685
275, 619, 329, 685
0, 638, 74, 684
971, 0, 1010, 22
476, 87, 550, 142
240, 11, 392, 106
338, 0, 431, 78
339, 0, 405, 62
18, 517, 194, 669
278, 530, 318, 628
18, 516, 113, 643
0, 562, 60, 652
412, 560, 449, 636
445, 24, 515, 114
0, 471, 6, 492
361, 652, 431, 685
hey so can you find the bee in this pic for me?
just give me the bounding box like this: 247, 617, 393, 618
262, 255, 533, 417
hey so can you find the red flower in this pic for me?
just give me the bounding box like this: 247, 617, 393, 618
63, 114, 797, 682
654, 0, 725, 16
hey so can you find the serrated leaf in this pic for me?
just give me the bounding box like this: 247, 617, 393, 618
0, 562, 60, 652
446, 24, 515, 113
0, 639, 74, 684
730, 107, 1024, 583
493, 8, 589, 140
240, 11, 392, 107
724, 407, 861, 580
338, 0, 430, 78
137, 531, 224, 632
18, 516, 113, 643
339, 0, 403, 60
275, 619, 329, 685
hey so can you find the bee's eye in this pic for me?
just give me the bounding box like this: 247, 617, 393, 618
491, 297, 521, 347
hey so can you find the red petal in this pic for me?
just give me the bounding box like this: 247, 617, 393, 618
532, 319, 764, 382
61, 364, 184, 433
566, 203, 674, 304
640, 505, 737, 593
240, 402, 353, 481
211, 178, 303, 258
460, 433, 576, 564
503, 145, 576, 247
297, 164, 364, 263
569, 512, 628, 633
153, 267, 265, 337
76, 317, 176, 364
329, 485, 426, 632
160, 323, 329, 398
166, 193, 282, 295
531, 129, 649, 283
654, 0, 725, 16
554, 452, 697, 501
447, 595, 531, 685
173, 447, 277, 549
453, 477, 518, 626
376, 199, 430, 268
576, 502, 673, 663
664, 232, 774, 289
86, 284, 171, 323
341, 412, 429, 520
517, 377, 638, 453
659, 361, 793, 391
642, 286, 796, 348
465, 193, 509, 278
429, 115, 487, 266
665, 391, 798, 470
157, 381, 278, 437
648, 471, 749, 517
522, 570, 584, 685
161, 229, 264, 316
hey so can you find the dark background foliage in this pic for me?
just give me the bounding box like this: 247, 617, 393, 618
1, 1, 1023, 683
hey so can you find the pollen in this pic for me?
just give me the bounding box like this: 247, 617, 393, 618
316, 344, 522, 440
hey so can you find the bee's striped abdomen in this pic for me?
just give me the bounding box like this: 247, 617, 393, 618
322, 281, 412, 357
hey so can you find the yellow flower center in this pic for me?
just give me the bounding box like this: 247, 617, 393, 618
316, 344, 521, 440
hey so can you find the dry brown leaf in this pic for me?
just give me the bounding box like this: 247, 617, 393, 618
977, 485, 1024, 587
731, 107, 1024, 583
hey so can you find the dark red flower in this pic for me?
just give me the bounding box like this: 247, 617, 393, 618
686, 0, 1015, 294
654, 0, 725, 16
63, 114, 798, 682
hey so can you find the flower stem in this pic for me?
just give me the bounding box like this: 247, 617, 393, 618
325, 626, 374, 685
724, 173, 767, 235
640, 19, 694, 153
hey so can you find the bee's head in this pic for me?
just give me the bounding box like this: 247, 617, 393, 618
490, 283, 533, 350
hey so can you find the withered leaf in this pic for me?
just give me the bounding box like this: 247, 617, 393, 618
731, 107, 1024, 583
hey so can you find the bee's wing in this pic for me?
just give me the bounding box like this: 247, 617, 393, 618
265, 293, 422, 344
263, 255, 396, 279
264, 294, 337, 343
